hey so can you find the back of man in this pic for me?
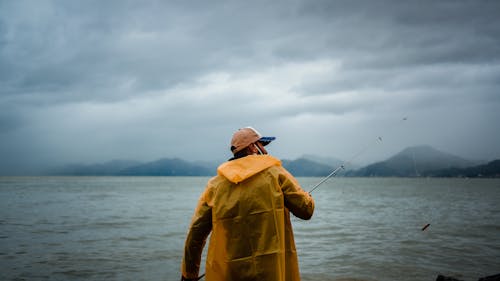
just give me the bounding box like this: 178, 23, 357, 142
181, 128, 314, 281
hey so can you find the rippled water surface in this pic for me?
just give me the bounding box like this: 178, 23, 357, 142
1, 177, 499, 281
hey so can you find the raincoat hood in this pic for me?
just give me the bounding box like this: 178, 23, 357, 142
217, 155, 281, 184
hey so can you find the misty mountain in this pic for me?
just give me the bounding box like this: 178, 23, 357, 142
349, 145, 476, 177
48, 156, 337, 177
117, 157, 338, 177
47, 159, 143, 176
281, 158, 334, 177
46, 145, 498, 177
427, 159, 500, 178
117, 158, 214, 176
48, 158, 215, 176
301, 154, 360, 171
300, 154, 344, 168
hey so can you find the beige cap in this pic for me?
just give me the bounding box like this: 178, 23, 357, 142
230, 127, 275, 154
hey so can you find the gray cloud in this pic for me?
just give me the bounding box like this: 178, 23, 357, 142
1, 0, 500, 174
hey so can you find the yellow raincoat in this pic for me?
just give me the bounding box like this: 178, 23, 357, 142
181, 155, 314, 281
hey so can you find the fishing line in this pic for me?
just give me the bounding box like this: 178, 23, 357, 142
411, 147, 420, 177
308, 136, 382, 193
189, 117, 408, 280
308, 117, 408, 193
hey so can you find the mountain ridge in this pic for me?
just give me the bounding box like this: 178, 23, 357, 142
347, 145, 479, 177
46, 145, 498, 178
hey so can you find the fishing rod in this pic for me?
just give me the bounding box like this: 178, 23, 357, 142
186, 117, 408, 281
308, 117, 408, 193
186, 134, 385, 281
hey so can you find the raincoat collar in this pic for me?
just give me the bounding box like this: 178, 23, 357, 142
217, 155, 281, 184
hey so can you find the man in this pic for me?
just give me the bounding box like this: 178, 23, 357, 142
181, 127, 314, 281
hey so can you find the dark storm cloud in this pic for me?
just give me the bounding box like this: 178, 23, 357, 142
1, 1, 232, 102
295, 0, 500, 64
1, 0, 499, 174
2, 0, 499, 101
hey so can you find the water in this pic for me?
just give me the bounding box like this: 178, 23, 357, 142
0, 177, 499, 281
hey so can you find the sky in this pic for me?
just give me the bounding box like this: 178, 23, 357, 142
1, 0, 499, 174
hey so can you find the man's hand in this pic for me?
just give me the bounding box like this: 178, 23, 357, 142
180, 274, 205, 281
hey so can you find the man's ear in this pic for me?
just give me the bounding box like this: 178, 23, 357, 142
247, 144, 258, 154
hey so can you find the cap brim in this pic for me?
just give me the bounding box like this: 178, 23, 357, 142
259, 136, 275, 146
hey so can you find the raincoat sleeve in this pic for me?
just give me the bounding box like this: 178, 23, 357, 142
181, 185, 214, 279
278, 167, 315, 220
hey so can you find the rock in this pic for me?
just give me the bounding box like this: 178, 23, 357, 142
436, 275, 464, 281
478, 273, 500, 281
